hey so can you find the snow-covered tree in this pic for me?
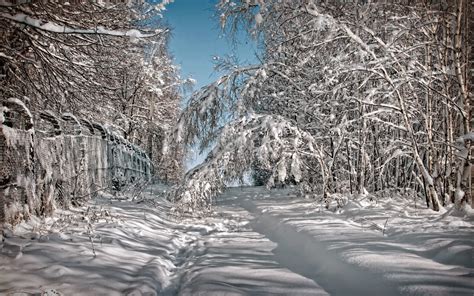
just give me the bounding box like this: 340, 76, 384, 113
0, 0, 185, 181
172, 0, 472, 213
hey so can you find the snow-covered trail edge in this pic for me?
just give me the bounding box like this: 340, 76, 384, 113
222, 186, 474, 296
239, 198, 400, 296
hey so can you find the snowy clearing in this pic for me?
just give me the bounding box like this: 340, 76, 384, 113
1, 185, 473, 295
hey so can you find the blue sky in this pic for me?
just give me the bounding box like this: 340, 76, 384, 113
163, 0, 259, 90
161, 0, 259, 171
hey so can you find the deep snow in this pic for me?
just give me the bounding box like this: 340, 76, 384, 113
1, 185, 473, 295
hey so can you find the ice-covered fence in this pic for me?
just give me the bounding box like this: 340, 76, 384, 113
0, 100, 152, 225
0, 99, 37, 225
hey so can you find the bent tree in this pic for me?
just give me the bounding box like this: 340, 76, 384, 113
170, 0, 472, 213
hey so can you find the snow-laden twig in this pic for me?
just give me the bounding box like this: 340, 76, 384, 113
1, 13, 165, 37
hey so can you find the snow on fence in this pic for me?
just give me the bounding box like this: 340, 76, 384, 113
0, 99, 151, 225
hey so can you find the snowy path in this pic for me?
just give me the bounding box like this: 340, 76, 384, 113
171, 200, 328, 296
169, 187, 473, 295
239, 199, 399, 296
218, 187, 474, 296
1, 185, 473, 295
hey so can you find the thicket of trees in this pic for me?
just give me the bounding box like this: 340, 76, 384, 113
172, 0, 472, 213
0, 0, 184, 181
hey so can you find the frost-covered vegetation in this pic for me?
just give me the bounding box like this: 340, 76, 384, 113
172, 0, 472, 213
0, 0, 184, 181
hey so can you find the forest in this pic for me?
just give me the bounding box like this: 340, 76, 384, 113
172, 0, 473, 214
0, 0, 473, 295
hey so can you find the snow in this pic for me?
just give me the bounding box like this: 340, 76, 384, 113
1, 186, 473, 295
61, 112, 80, 126
277, 157, 287, 182
459, 132, 474, 141
1, 185, 185, 294
1, 122, 33, 147
290, 153, 302, 182
1, 13, 162, 38
7, 97, 33, 125
0, 52, 13, 60
0, 106, 6, 124
255, 13, 263, 26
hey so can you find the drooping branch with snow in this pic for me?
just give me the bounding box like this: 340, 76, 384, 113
172, 114, 328, 213
171, 0, 472, 213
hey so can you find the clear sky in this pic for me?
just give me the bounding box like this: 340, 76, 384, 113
163, 0, 259, 90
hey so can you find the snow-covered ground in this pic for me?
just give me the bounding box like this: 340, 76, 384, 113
221, 187, 474, 295
1, 185, 473, 295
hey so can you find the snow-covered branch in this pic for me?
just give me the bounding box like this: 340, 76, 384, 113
172, 114, 328, 214
172, 0, 472, 213
1, 13, 164, 37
